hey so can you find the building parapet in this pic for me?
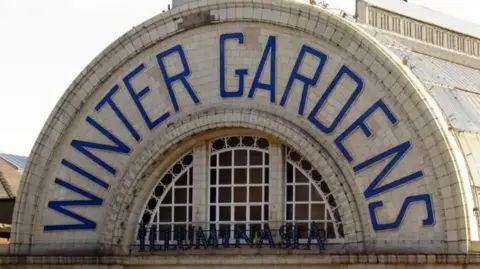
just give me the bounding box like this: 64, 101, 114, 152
360, 1, 480, 58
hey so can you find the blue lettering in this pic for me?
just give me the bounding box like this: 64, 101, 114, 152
222, 228, 231, 248
156, 45, 200, 112
334, 99, 398, 163
280, 45, 328, 115
305, 222, 325, 250
124, 64, 170, 130
195, 226, 218, 249
308, 65, 364, 134
235, 227, 253, 248
96, 84, 141, 142
248, 36, 276, 103
354, 141, 424, 199
70, 116, 131, 175
279, 224, 291, 248
219, 33, 248, 98
256, 226, 276, 248
61, 159, 109, 189
44, 178, 103, 231
369, 194, 434, 231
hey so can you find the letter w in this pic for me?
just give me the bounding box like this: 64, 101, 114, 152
353, 141, 424, 199
71, 116, 131, 175
43, 178, 103, 231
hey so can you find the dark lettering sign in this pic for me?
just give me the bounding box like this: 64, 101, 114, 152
136, 222, 327, 252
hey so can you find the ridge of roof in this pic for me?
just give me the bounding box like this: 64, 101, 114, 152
362, 0, 480, 39
0, 153, 28, 170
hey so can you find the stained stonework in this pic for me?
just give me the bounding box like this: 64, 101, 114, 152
7, 0, 477, 260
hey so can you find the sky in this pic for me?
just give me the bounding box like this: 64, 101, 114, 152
0, 0, 478, 156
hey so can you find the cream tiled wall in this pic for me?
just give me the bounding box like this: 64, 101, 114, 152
9, 0, 474, 257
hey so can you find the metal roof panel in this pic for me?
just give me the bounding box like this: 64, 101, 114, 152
363, 0, 480, 39
0, 154, 28, 170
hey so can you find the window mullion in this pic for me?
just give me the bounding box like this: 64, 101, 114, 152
268, 144, 284, 230
192, 142, 208, 229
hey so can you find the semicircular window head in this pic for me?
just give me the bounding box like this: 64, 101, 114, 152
285, 147, 344, 242
137, 152, 194, 244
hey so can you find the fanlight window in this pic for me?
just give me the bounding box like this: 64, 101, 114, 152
285, 147, 344, 241
136, 136, 344, 247
138, 152, 193, 243
208, 136, 270, 241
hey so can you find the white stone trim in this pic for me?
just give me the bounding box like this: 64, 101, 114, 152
10, 0, 472, 255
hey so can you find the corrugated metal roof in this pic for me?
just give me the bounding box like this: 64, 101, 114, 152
361, 26, 480, 133
386, 47, 480, 94
0, 154, 28, 170
425, 86, 480, 132
363, 0, 480, 39
362, 25, 480, 188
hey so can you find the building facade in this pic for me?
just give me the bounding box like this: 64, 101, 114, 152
3, 0, 480, 267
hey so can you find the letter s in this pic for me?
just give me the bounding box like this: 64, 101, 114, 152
368, 194, 435, 231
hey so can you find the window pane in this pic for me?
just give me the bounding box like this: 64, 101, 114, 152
286, 204, 293, 220
297, 222, 309, 239
163, 189, 172, 204
210, 155, 217, 167
234, 187, 247, 202
286, 163, 293, 183
249, 187, 262, 202
219, 206, 231, 221
295, 169, 308, 183
234, 168, 247, 184
210, 206, 216, 221
250, 150, 263, 165
177, 173, 187, 186
311, 187, 323, 201
234, 150, 247, 165
295, 204, 309, 220
174, 188, 187, 203
311, 204, 325, 220
249, 168, 262, 184
174, 206, 186, 222
159, 207, 172, 222
219, 169, 232, 185
250, 206, 261, 221
295, 185, 309, 202
219, 152, 232, 166
235, 206, 246, 221
210, 170, 217, 185
210, 187, 217, 203
218, 187, 231, 203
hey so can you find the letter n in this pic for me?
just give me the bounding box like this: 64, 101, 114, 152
354, 141, 424, 199
71, 116, 131, 175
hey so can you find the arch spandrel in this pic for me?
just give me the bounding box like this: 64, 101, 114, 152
10, 0, 473, 255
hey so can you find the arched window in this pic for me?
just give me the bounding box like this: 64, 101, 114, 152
136, 136, 345, 249
137, 152, 194, 244
285, 147, 344, 241
208, 136, 270, 241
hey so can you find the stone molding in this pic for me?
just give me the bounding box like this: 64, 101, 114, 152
1, 254, 480, 265
9, 0, 477, 255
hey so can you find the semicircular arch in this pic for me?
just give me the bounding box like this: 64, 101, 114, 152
10, 0, 473, 255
